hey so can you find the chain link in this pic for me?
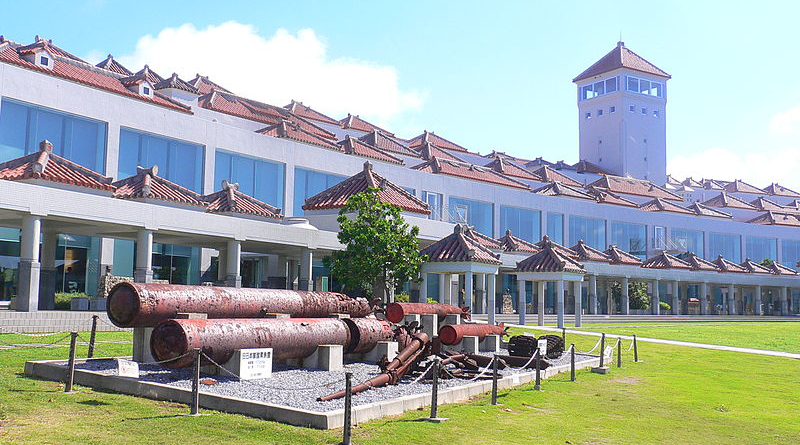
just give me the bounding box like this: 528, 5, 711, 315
576, 337, 603, 355
0, 333, 72, 349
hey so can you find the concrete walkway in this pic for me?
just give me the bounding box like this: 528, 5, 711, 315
505, 323, 800, 360
474, 314, 799, 324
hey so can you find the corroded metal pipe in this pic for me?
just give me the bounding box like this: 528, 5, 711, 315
438, 323, 506, 345
384, 302, 470, 324
149, 317, 393, 368
107, 282, 374, 327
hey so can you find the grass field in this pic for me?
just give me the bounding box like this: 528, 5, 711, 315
1, 324, 799, 445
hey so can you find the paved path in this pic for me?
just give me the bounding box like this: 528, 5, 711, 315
474, 314, 798, 324
504, 323, 800, 360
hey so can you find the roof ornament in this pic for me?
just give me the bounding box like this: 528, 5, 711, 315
378, 177, 387, 191
39, 139, 53, 153
505, 229, 512, 236
221, 180, 239, 190
363, 161, 373, 172
136, 165, 158, 177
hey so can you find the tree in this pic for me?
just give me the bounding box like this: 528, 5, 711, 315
611, 281, 649, 310
760, 258, 774, 267
323, 188, 427, 302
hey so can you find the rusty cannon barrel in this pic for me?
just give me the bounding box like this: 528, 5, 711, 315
107, 282, 374, 327
150, 317, 394, 368
384, 302, 470, 324
438, 323, 506, 345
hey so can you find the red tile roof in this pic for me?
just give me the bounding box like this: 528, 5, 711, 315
358, 130, 419, 157
681, 177, 704, 188
302, 161, 429, 215
638, 198, 693, 215
739, 259, 772, 274
642, 251, 692, 269
131, 65, 164, 85
339, 114, 394, 136
763, 183, 800, 198
533, 182, 594, 200
483, 156, 538, 180
749, 197, 786, 212
407, 130, 468, 153
461, 226, 503, 250
588, 175, 682, 201
258, 120, 341, 150
0, 41, 191, 114
573, 159, 612, 175
679, 252, 719, 271
412, 158, 530, 190
113, 165, 205, 207
0, 140, 115, 191
497, 230, 540, 254
573, 41, 670, 82
516, 241, 586, 274
723, 179, 764, 195
768, 262, 797, 275
711, 255, 748, 273
701, 192, 756, 210
702, 179, 726, 190
201, 181, 282, 219
416, 142, 466, 162
284, 100, 339, 125
528, 165, 583, 186
685, 203, 732, 219
188, 74, 232, 94
420, 224, 501, 265
585, 187, 639, 207
603, 245, 643, 265
570, 240, 611, 262
95, 54, 132, 75
533, 235, 579, 260
338, 136, 404, 165
154, 73, 199, 94
746, 211, 800, 227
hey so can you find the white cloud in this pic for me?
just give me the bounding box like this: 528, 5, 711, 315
668, 146, 800, 190
770, 102, 800, 134
111, 21, 426, 129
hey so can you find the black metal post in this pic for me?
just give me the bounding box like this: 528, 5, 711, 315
570, 343, 576, 381
617, 339, 622, 368
562, 327, 566, 343
87, 315, 98, 358
430, 359, 440, 419
190, 348, 201, 415
343, 372, 353, 445
633, 334, 639, 362
491, 355, 498, 405
534, 350, 541, 391
65, 332, 78, 393
598, 333, 606, 368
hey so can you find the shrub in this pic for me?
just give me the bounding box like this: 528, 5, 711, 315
54, 292, 88, 310
394, 292, 411, 303
659, 301, 671, 312
427, 297, 437, 304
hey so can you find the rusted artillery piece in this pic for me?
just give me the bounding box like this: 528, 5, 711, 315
384, 302, 470, 324
107, 282, 374, 327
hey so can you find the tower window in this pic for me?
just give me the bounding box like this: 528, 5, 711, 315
629, 105, 635, 113
585, 112, 591, 119
580, 76, 619, 101
653, 110, 659, 118
597, 109, 603, 116
143, 86, 151, 95
610, 106, 616, 113
626, 75, 664, 98
641, 107, 647, 115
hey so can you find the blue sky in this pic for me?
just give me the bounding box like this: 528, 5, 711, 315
3, 1, 800, 187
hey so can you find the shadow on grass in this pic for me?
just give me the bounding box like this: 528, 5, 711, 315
77, 399, 110, 406
7, 388, 61, 393
122, 414, 185, 421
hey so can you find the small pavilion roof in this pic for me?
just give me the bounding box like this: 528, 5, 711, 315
516, 241, 586, 274
588, 175, 682, 201
685, 202, 732, 218
712, 255, 748, 273
570, 240, 611, 262
339, 114, 394, 136
573, 41, 670, 82
201, 181, 282, 219
113, 165, 205, 207
0, 140, 115, 191
768, 262, 797, 275
638, 198, 693, 214
407, 130, 468, 152
533, 235, 579, 259
461, 226, 503, 250
528, 165, 582, 186
338, 136, 404, 165
412, 158, 530, 190
188, 74, 233, 94
585, 186, 639, 207
747, 211, 800, 227
416, 142, 466, 162
153, 73, 199, 94
95, 53, 132, 75
740, 259, 772, 274
603, 245, 643, 265
679, 252, 719, 271
723, 179, 765, 195
701, 192, 757, 210
763, 183, 800, 198
533, 182, 594, 200
258, 120, 341, 150
484, 156, 538, 180
302, 161, 429, 214
749, 197, 786, 212
420, 224, 501, 265
284, 100, 339, 125
358, 130, 419, 157
573, 159, 612, 175
497, 229, 540, 254
642, 251, 692, 269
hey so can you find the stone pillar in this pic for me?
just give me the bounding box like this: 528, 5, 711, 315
517, 278, 526, 325
487, 273, 497, 325
266, 254, 289, 289
780, 287, 789, 315
680, 282, 690, 315
605, 281, 614, 315
298, 248, 313, 291
225, 240, 242, 288
439, 273, 448, 304
556, 280, 565, 328
671, 280, 680, 316
475, 273, 485, 314
134, 229, 153, 283
573, 280, 583, 327
17, 215, 42, 312
217, 249, 227, 282
700, 283, 709, 315
651, 280, 660, 315
537, 281, 546, 326
420, 273, 429, 303
588, 275, 597, 315
621, 277, 630, 315
727, 284, 735, 315
465, 271, 474, 314
754, 285, 762, 316
39, 231, 58, 310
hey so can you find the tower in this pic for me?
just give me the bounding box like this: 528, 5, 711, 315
573, 41, 670, 185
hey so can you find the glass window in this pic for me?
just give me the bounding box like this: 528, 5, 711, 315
118, 128, 204, 191
402, 187, 416, 196
40, 56, 49, 66
500, 206, 541, 242
653, 110, 659, 118
708, 233, 741, 262
652, 82, 663, 97
293, 167, 346, 216
610, 106, 616, 113
609, 222, 646, 258
569, 216, 606, 250
581, 85, 593, 101
627, 77, 639, 92
671, 228, 704, 257
641, 107, 647, 115
448, 197, 494, 236
606, 77, 618, 93
745, 236, 777, 263
629, 105, 635, 113
639, 79, 651, 95
214, 150, 285, 209
585, 112, 591, 119
0, 98, 107, 172
546, 212, 563, 243
422, 191, 443, 221
593, 81, 605, 95
781, 240, 800, 268
598, 109, 603, 116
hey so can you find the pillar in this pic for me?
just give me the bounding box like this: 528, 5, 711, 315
671, 280, 680, 316
700, 283, 709, 315
217, 249, 227, 283
17, 215, 42, 312
780, 287, 789, 315
754, 285, 762, 316
487, 273, 497, 325
39, 231, 58, 310
420, 273, 429, 303
223, 240, 242, 288
651, 279, 660, 315
727, 284, 735, 315
465, 271, 474, 313
517, 278, 526, 325
556, 280, 565, 328
621, 277, 630, 315
588, 275, 597, 315
537, 281, 545, 326
439, 273, 449, 305
573, 280, 583, 327
298, 248, 312, 291
475, 273, 485, 314
605, 281, 613, 315
267, 255, 289, 289
680, 282, 690, 315
133, 229, 153, 284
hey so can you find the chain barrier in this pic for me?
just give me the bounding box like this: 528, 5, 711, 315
409, 361, 437, 385
576, 337, 603, 355
467, 356, 496, 381
626, 339, 635, 352
0, 326, 73, 337
506, 350, 541, 372
0, 333, 72, 349
200, 352, 343, 392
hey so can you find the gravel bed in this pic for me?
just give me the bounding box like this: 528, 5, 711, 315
75, 350, 596, 413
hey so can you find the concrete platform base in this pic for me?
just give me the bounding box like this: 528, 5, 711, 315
424, 417, 449, 423
591, 366, 609, 374
443, 314, 461, 325
420, 314, 438, 340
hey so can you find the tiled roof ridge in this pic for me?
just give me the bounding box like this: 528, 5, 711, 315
573, 159, 612, 175
95, 53, 133, 76
588, 174, 683, 201
529, 164, 583, 186
17, 36, 85, 62
201, 180, 282, 219
570, 240, 611, 262
585, 186, 639, 207
533, 181, 594, 200
485, 156, 538, 180
408, 130, 469, 153
516, 240, 586, 273
420, 224, 501, 265
112, 164, 205, 207
740, 258, 772, 274
462, 226, 503, 250
642, 250, 691, 269
639, 197, 692, 214
411, 157, 531, 190
603, 245, 643, 265
358, 130, 419, 157
153, 72, 199, 94
573, 41, 670, 82
340, 135, 404, 165
416, 142, 466, 162
497, 229, 540, 253
189, 73, 233, 94
724, 179, 765, 194
768, 261, 797, 275
258, 119, 340, 150
702, 191, 756, 210
763, 182, 800, 198
680, 252, 720, 271
712, 255, 748, 273
284, 100, 339, 125
339, 113, 395, 136
686, 202, 733, 219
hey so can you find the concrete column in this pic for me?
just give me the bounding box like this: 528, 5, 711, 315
537, 281, 546, 326
573, 280, 583, 327
97, 237, 115, 294
605, 281, 613, 315
39, 231, 58, 310
216, 249, 227, 283
224, 240, 242, 288
700, 282, 709, 315
17, 215, 42, 312
588, 275, 597, 315
298, 248, 313, 291
420, 273, 429, 302
680, 282, 690, 315
780, 287, 789, 315
556, 280, 565, 328
754, 285, 762, 316
517, 278, 526, 325
621, 277, 630, 315
488, 273, 497, 325
727, 284, 735, 315
651, 280, 660, 315
671, 280, 680, 316
439, 273, 448, 304
134, 229, 153, 283
465, 271, 474, 313
475, 273, 485, 314
287, 260, 297, 290
266, 255, 289, 289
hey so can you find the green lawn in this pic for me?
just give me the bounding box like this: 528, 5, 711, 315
1, 327, 799, 445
